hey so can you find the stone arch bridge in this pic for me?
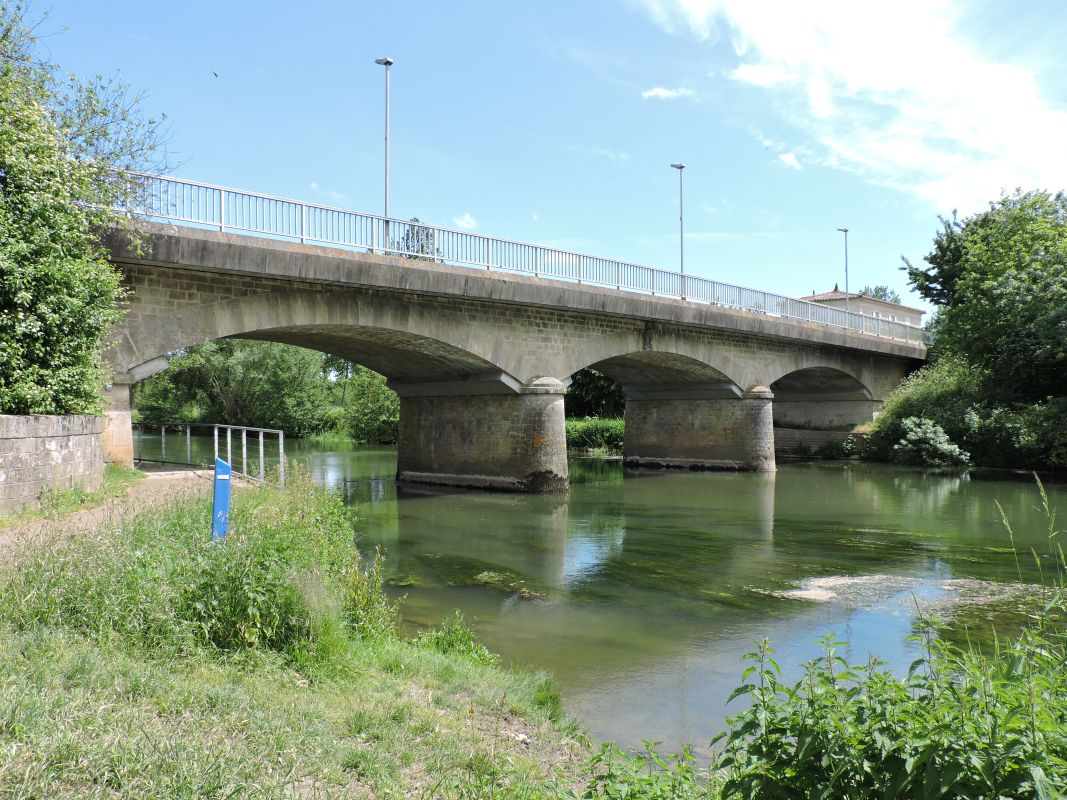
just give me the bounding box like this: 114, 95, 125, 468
102, 224, 926, 492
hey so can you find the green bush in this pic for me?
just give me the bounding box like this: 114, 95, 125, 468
891, 417, 970, 466
715, 626, 1067, 799
867, 356, 1065, 470
814, 436, 860, 459
584, 742, 713, 799
565, 417, 624, 452
342, 548, 400, 639
867, 356, 983, 458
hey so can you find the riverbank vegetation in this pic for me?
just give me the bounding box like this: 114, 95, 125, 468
565, 417, 625, 454
0, 472, 595, 797
0, 463, 143, 526
0, 2, 165, 415
868, 191, 1067, 470
134, 341, 401, 442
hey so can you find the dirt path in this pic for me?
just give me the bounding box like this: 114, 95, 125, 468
0, 465, 215, 556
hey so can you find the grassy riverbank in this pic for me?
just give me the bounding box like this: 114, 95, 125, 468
0, 464, 144, 527
0, 473, 593, 798
565, 418, 624, 455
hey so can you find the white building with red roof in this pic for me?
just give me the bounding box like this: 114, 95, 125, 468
797, 287, 925, 328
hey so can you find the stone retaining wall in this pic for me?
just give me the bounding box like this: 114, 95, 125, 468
774, 427, 865, 457
0, 415, 105, 513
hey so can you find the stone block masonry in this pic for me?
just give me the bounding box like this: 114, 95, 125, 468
0, 415, 104, 513
100, 224, 926, 492
624, 387, 776, 471
396, 381, 569, 493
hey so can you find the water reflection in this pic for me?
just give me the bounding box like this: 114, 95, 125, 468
133, 435, 1066, 753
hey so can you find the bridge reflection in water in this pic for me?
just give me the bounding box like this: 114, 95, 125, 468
269, 443, 1062, 756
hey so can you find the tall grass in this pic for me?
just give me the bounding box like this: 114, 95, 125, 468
0, 469, 585, 797
566, 417, 624, 453
0, 469, 396, 666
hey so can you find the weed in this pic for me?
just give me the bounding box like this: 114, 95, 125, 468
415, 610, 500, 667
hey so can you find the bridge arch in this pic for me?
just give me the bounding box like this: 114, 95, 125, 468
770, 366, 881, 432
574, 351, 744, 399
108, 288, 518, 388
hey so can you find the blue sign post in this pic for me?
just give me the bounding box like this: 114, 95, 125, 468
211, 457, 232, 541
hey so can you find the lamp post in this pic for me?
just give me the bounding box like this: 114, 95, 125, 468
671, 163, 685, 297
836, 227, 850, 319
375, 57, 394, 247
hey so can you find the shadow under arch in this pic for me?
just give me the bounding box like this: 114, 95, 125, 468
574, 350, 744, 399
568, 350, 773, 471
770, 366, 880, 436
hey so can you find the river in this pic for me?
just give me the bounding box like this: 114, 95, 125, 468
135, 434, 1066, 755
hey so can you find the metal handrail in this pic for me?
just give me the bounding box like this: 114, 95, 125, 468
133, 422, 286, 486
122, 172, 930, 345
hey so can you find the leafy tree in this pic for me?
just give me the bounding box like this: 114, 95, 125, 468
565, 368, 624, 418
135, 342, 402, 442
859, 284, 902, 304
901, 212, 969, 307
136, 341, 333, 437
874, 190, 1067, 470
0, 3, 166, 414
932, 191, 1067, 400
392, 217, 439, 261
339, 364, 399, 443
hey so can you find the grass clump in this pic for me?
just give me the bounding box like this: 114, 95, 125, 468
566, 417, 624, 454
0, 463, 144, 526
415, 610, 501, 667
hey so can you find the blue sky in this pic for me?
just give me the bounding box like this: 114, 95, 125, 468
41, 0, 1067, 311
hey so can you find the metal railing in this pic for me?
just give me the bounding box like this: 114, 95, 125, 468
123, 172, 930, 345
133, 422, 286, 487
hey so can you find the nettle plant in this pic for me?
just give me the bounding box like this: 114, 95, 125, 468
713, 480, 1067, 800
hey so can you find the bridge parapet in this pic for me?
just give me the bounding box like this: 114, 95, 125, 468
123, 173, 929, 346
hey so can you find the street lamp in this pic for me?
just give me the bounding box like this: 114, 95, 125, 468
836, 227, 850, 319
375, 57, 394, 229
671, 163, 685, 295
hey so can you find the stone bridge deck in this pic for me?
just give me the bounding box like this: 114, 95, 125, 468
102, 224, 926, 491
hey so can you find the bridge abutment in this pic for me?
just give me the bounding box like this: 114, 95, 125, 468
102, 380, 135, 467
623, 385, 776, 472
394, 378, 569, 493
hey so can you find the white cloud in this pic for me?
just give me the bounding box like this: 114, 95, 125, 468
641, 86, 696, 100
591, 146, 632, 162
635, 0, 1067, 212
453, 212, 478, 230
778, 152, 801, 170
309, 181, 347, 202
730, 62, 792, 88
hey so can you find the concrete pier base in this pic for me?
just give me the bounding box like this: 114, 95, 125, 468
624, 385, 776, 471
394, 377, 569, 493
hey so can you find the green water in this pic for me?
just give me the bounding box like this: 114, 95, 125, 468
134, 434, 1066, 754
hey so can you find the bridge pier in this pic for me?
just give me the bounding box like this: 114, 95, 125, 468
623, 385, 775, 471
393, 377, 569, 493
102, 379, 135, 467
